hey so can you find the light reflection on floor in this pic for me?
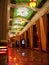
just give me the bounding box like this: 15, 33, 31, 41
8, 47, 49, 65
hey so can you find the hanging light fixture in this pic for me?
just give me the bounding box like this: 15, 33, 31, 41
29, 0, 37, 7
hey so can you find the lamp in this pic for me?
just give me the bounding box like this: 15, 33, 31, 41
29, 0, 37, 7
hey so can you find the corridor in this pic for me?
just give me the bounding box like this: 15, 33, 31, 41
0, 0, 49, 65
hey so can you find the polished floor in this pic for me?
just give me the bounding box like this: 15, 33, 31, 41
0, 47, 49, 65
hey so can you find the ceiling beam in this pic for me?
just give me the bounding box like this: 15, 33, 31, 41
10, 3, 39, 11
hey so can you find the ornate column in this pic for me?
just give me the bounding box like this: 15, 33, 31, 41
39, 16, 47, 51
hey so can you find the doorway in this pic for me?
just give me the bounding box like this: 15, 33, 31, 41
33, 24, 41, 50
26, 31, 30, 48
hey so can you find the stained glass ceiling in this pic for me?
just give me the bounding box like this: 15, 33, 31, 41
9, 17, 28, 36
9, 0, 47, 37
12, 18, 28, 26
9, 6, 36, 36
13, 7, 36, 19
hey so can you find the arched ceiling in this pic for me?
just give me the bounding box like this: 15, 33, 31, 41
9, 0, 49, 37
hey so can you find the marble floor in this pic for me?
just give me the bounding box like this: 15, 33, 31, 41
0, 47, 49, 65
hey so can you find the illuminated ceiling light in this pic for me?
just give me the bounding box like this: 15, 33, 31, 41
21, 19, 25, 22
21, 22, 24, 24
29, 1, 37, 7
17, 28, 21, 31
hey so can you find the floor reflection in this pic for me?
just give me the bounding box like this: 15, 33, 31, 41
8, 47, 49, 65
0, 47, 49, 65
